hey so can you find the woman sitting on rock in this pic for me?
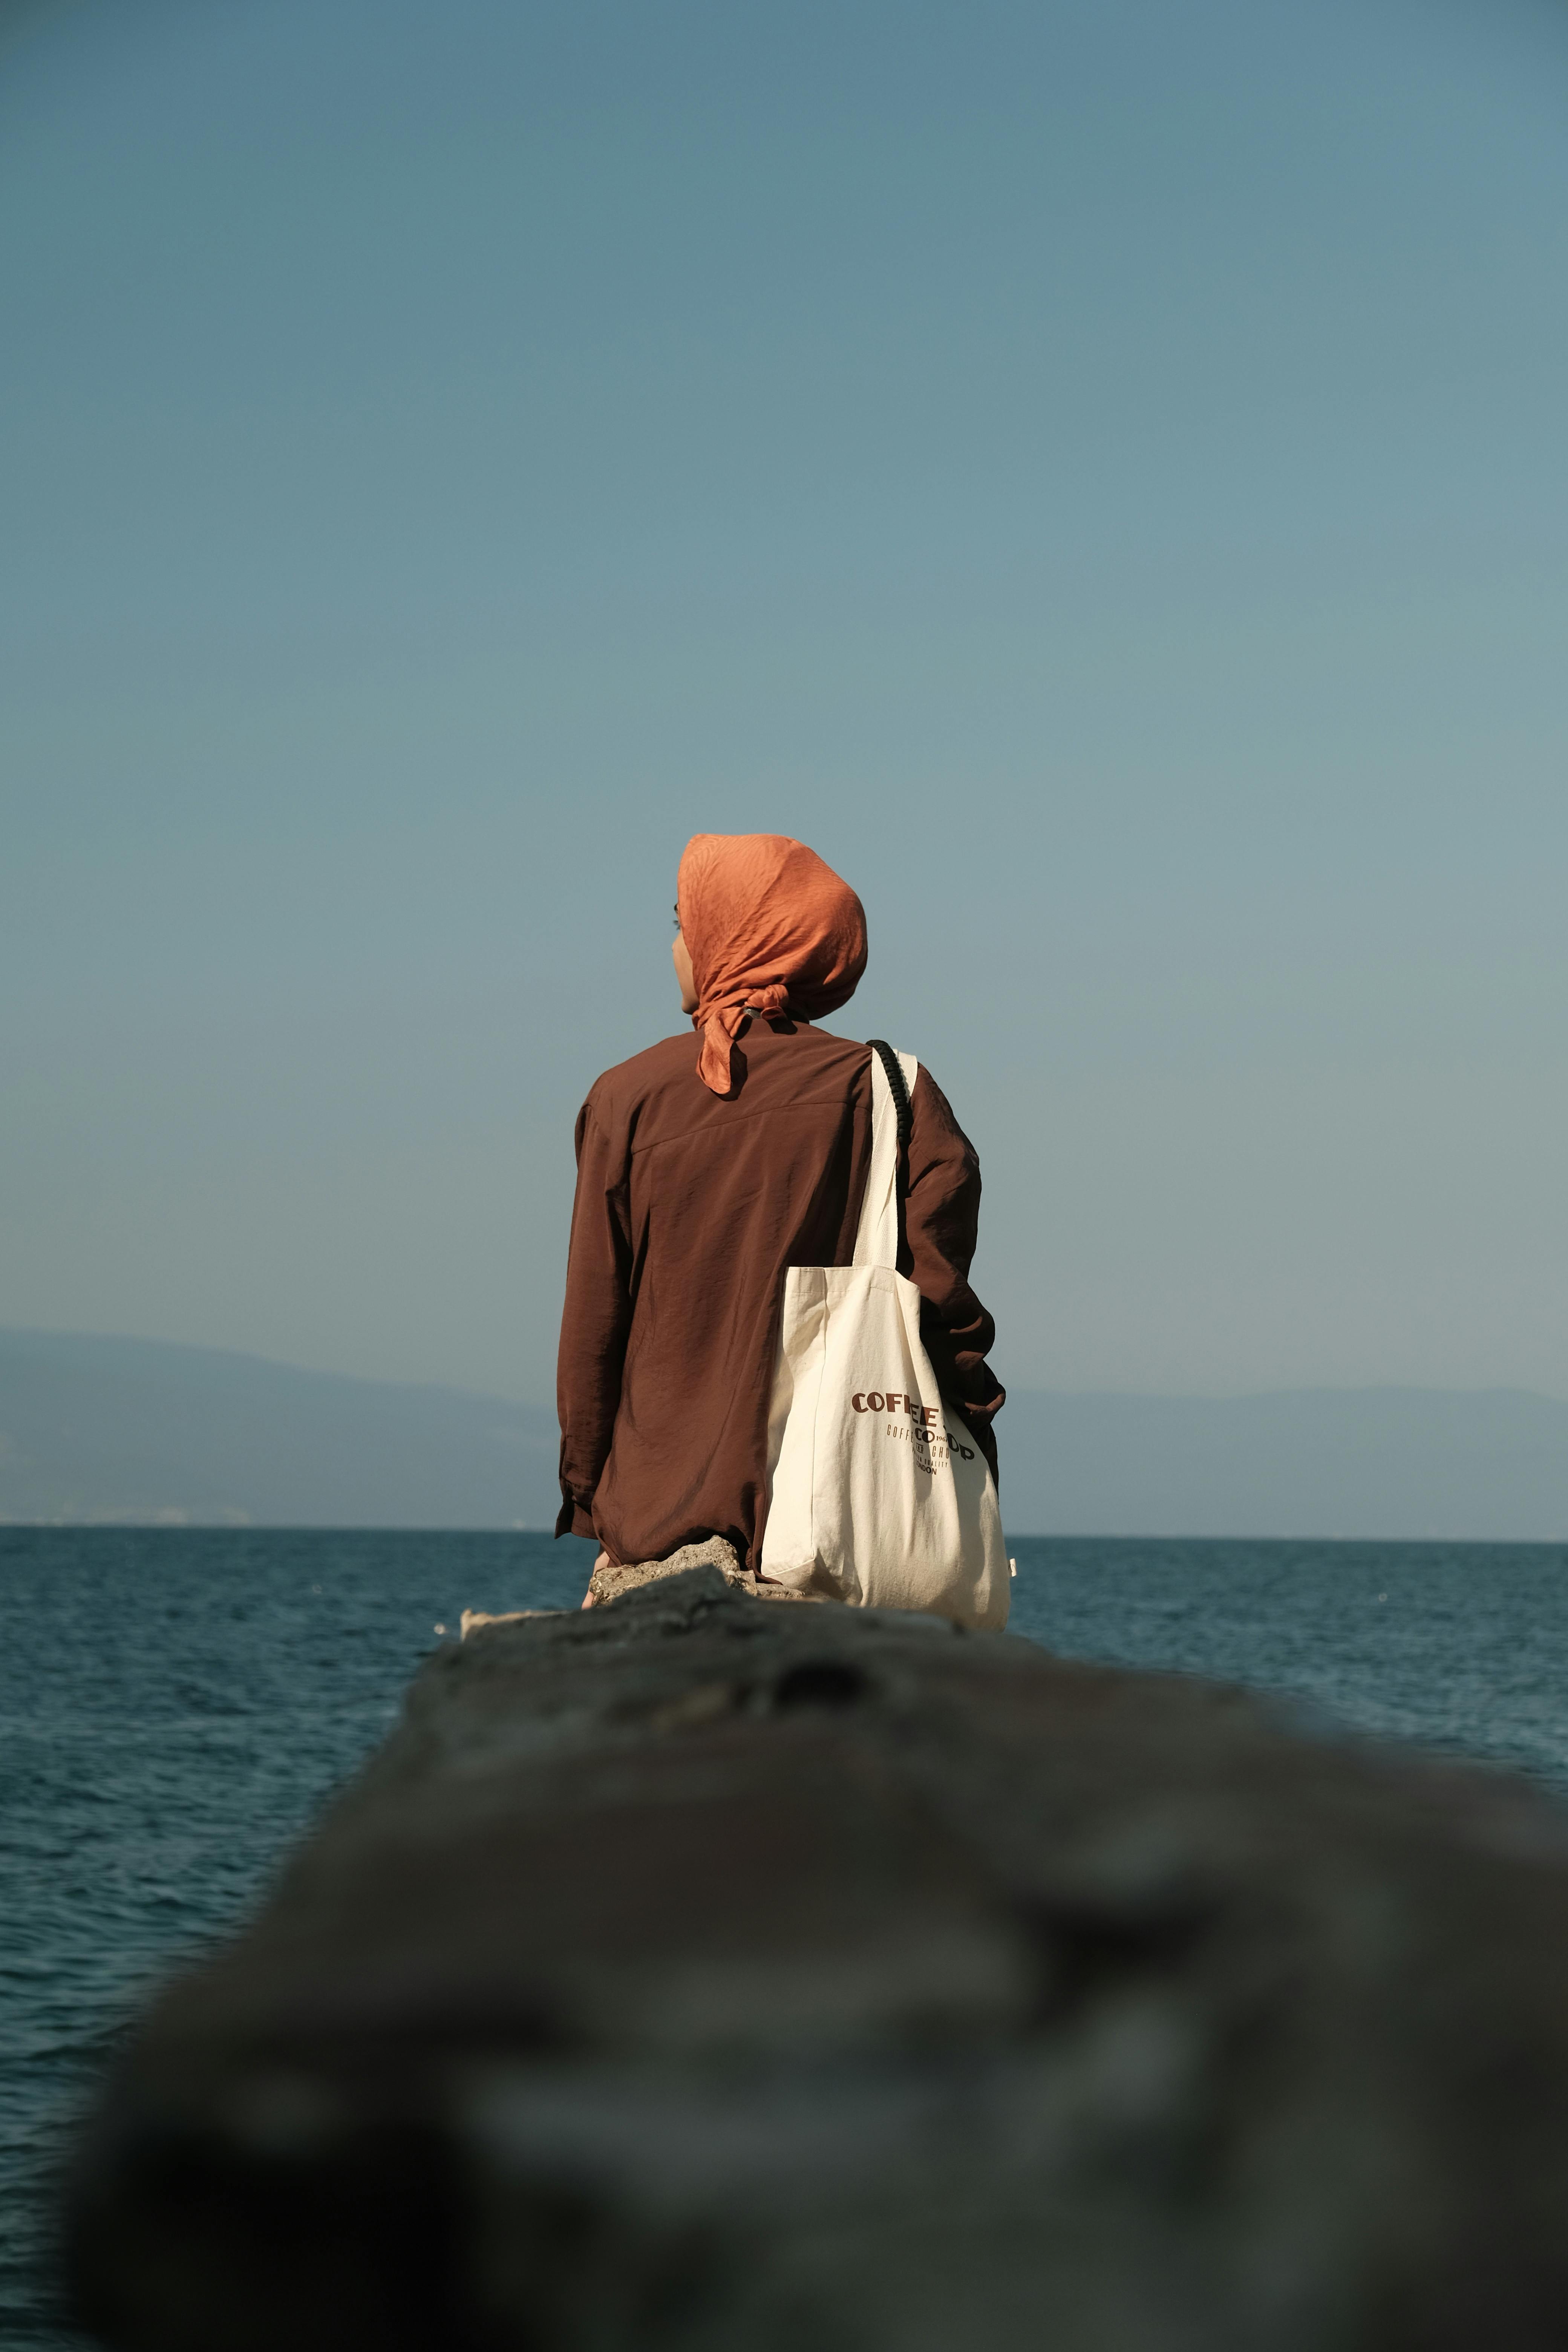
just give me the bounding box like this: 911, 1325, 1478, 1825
556, 831, 1004, 1608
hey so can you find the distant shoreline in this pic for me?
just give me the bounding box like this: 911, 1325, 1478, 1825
5, 1329, 1568, 1542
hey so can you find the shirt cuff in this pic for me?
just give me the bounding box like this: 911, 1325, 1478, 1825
555, 1493, 598, 1540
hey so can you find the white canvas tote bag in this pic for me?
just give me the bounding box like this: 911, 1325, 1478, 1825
758, 1042, 1010, 1629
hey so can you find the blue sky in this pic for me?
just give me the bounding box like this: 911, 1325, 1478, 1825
3, 0, 1567, 1406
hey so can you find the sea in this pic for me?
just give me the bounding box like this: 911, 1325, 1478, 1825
4, 1526, 1566, 2348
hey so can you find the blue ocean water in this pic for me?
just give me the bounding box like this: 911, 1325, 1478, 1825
3, 1526, 1566, 2347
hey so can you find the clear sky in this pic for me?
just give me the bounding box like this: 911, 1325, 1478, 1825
3, 0, 1567, 1408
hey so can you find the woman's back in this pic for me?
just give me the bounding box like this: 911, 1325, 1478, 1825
557, 1012, 1000, 1571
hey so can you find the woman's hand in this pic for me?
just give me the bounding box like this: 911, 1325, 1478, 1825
582, 1550, 611, 1609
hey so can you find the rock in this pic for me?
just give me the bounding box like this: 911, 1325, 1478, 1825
465, 1539, 818, 1635
585, 1535, 827, 1608
64, 1568, 1568, 2350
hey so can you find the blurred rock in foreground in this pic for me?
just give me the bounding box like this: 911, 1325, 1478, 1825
66, 1566, 1568, 2350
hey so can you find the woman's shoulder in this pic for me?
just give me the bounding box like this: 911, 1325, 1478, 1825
580, 1023, 876, 1138
580, 1032, 697, 1124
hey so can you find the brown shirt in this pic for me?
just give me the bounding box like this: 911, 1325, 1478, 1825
555, 1017, 1003, 1569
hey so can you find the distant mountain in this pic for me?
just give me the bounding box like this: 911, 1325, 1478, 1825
0, 1329, 561, 1528
3, 1329, 1566, 1539
996, 1387, 1568, 1542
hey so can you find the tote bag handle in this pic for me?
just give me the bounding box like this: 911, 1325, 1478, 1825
853, 1040, 915, 1270
866, 1038, 911, 1149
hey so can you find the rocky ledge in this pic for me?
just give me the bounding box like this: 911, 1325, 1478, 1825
66, 1566, 1568, 2350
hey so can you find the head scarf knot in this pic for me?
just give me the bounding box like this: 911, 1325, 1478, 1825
677, 833, 868, 1097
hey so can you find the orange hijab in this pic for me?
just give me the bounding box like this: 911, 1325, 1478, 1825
678, 833, 868, 1096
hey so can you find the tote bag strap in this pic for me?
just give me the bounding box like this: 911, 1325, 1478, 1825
853, 1040, 917, 1269
868, 1039, 912, 1148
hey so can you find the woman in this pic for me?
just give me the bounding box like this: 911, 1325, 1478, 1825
555, 831, 1003, 1592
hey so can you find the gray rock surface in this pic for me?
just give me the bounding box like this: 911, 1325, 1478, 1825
66, 1567, 1568, 2350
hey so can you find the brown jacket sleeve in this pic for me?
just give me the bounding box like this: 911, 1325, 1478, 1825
555, 1095, 633, 1541
902, 1066, 1005, 1484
